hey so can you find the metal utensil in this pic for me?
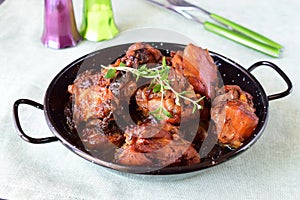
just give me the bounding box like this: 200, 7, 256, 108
167, 0, 282, 49
145, 0, 282, 57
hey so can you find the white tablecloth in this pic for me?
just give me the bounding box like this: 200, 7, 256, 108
1, 0, 299, 199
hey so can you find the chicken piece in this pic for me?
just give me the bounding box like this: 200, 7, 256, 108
170, 50, 183, 70
135, 87, 181, 124
67, 70, 113, 125
67, 70, 126, 152
116, 42, 163, 68
135, 66, 201, 125
211, 85, 259, 148
114, 124, 200, 167
114, 124, 171, 166
114, 145, 153, 166
145, 134, 201, 167
178, 44, 219, 99
171, 50, 211, 121
78, 126, 124, 162
135, 86, 199, 125
81, 125, 124, 150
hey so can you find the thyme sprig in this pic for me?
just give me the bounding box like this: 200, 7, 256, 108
102, 57, 204, 120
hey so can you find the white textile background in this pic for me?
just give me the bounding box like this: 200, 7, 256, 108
0, 0, 299, 199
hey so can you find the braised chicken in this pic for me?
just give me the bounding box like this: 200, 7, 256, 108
135, 67, 199, 125
65, 42, 259, 169
171, 44, 218, 120
114, 42, 163, 68
175, 44, 219, 99
115, 123, 200, 167
67, 69, 125, 150
211, 85, 259, 148
67, 70, 113, 124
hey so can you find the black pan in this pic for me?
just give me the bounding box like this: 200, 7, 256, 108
13, 43, 293, 175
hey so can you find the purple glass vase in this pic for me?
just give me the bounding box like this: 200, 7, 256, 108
41, 0, 81, 49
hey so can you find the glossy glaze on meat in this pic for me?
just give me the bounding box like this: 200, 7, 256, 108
115, 123, 200, 167
135, 67, 198, 125
211, 85, 259, 148
67, 70, 113, 123
114, 42, 163, 68
171, 44, 219, 99
65, 43, 259, 168
66, 69, 125, 150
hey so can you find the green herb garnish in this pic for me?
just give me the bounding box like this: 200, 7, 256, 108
102, 57, 204, 120
104, 68, 117, 79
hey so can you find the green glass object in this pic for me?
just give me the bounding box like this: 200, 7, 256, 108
80, 0, 119, 41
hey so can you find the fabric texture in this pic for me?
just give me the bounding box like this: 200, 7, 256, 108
1, 0, 299, 199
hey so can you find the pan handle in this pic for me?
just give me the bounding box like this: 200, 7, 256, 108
248, 61, 293, 101
13, 99, 59, 144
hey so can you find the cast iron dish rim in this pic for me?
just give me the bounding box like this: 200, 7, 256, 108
14, 42, 293, 175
